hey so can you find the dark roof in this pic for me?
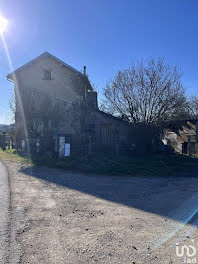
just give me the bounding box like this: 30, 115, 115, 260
96, 110, 131, 126
164, 119, 198, 133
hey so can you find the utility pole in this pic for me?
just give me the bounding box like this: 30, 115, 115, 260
187, 135, 191, 156
2, 132, 6, 151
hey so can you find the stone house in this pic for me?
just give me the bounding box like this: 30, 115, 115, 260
7, 52, 134, 157
162, 120, 198, 155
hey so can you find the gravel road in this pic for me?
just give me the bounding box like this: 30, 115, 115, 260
0, 160, 10, 264
5, 161, 198, 264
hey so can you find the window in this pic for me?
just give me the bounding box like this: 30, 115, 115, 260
86, 124, 95, 134
43, 70, 51, 80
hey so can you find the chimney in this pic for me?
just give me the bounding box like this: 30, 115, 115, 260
83, 66, 86, 75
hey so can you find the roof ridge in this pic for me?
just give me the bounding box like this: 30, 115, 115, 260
7, 51, 84, 79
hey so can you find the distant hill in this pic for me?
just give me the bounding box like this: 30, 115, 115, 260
0, 124, 11, 132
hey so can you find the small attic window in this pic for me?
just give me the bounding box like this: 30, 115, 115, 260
43, 70, 51, 80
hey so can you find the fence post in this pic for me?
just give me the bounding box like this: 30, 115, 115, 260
188, 135, 191, 156
2, 132, 6, 151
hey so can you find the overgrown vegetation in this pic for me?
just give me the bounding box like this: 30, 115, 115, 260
1, 148, 198, 176
47, 154, 198, 176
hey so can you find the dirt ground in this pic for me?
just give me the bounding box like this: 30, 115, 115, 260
6, 161, 198, 264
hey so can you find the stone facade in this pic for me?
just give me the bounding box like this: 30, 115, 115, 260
7, 52, 133, 156
162, 121, 198, 155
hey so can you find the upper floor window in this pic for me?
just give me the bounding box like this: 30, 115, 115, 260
43, 70, 51, 80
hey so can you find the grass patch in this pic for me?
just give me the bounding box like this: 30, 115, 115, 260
1, 148, 198, 176
0, 148, 31, 163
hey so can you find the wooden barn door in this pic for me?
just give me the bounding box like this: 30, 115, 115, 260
100, 124, 112, 145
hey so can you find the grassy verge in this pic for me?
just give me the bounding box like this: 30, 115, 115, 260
31, 152, 198, 176
0, 148, 31, 164
1, 148, 198, 176
51, 154, 198, 176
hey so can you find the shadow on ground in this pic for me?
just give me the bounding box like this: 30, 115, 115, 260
20, 165, 198, 225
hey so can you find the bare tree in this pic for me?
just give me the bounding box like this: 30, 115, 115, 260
188, 96, 198, 119
65, 100, 96, 153
15, 87, 68, 140
67, 72, 96, 146
65, 101, 88, 137
104, 58, 188, 125
9, 91, 16, 123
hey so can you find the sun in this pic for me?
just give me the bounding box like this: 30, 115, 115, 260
0, 15, 8, 33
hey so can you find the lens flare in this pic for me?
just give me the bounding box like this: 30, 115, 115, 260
0, 16, 8, 33
1, 27, 31, 162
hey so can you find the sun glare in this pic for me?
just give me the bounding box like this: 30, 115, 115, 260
0, 15, 8, 33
